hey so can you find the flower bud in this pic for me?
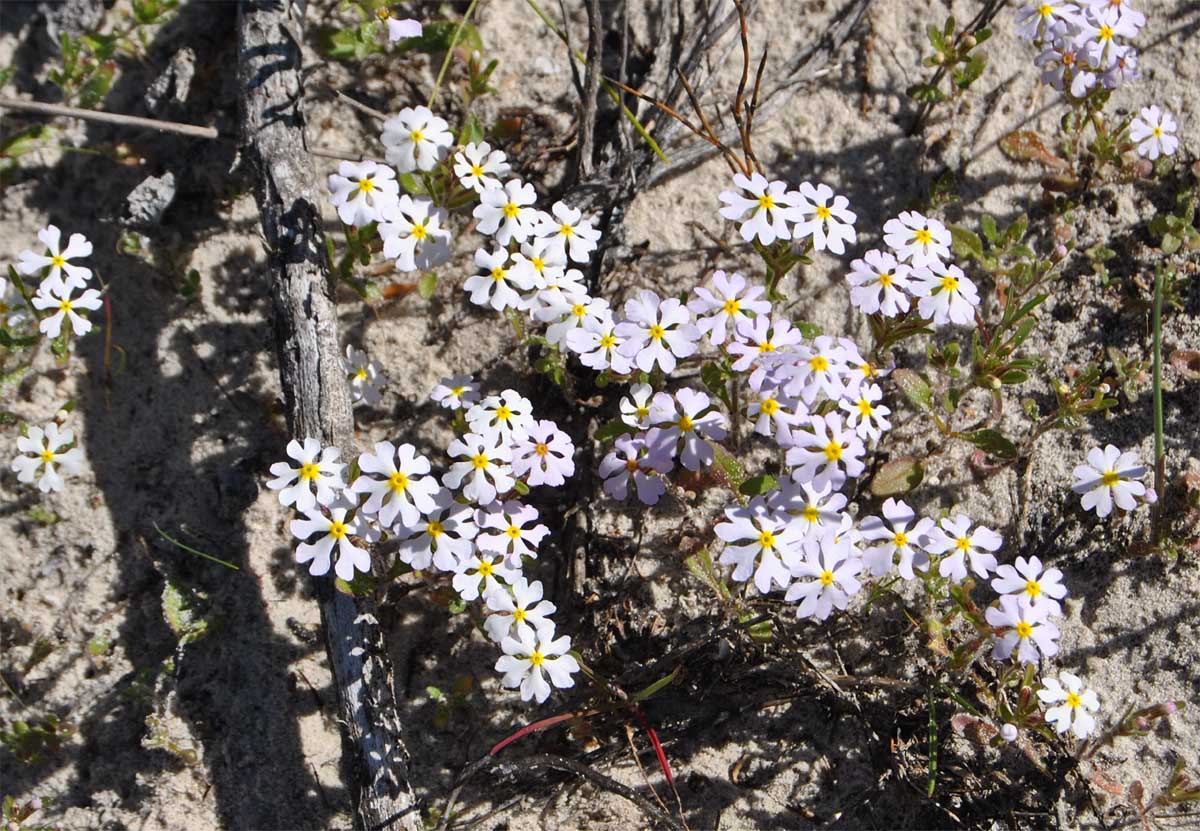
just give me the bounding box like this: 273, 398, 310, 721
960, 34, 977, 50
1053, 243, 1068, 261
1143, 488, 1158, 505
28, 797, 42, 811
933, 51, 946, 65
989, 376, 1001, 390
1000, 723, 1019, 742
1099, 383, 1111, 394
1134, 716, 1151, 732
1055, 382, 1070, 395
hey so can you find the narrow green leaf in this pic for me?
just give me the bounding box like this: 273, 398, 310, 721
417, 272, 438, 299
959, 428, 1018, 459
739, 474, 779, 497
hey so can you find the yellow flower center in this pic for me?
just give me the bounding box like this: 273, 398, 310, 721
722, 298, 740, 315
819, 570, 835, 586
758, 341, 776, 353
824, 442, 842, 461
51, 255, 66, 268
513, 608, 527, 622
1101, 470, 1120, 487
809, 356, 829, 372
857, 399, 873, 417
893, 531, 908, 547
1025, 580, 1042, 598
914, 228, 933, 245
357, 178, 375, 193
529, 650, 545, 666
955, 537, 971, 551
1066, 691, 1082, 709
571, 304, 587, 318
477, 559, 494, 577
427, 520, 444, 537
471, 453, 490, 470
599, 334, 616, 349
451, 386, 465, 397
388, 471, 409, 493
1098, 24, 1113, 41
40, 449, 55, 464
503, 202, 520, 219
625, 458, 640, 472
559, 223, 574, 237
491, 267, 507, 282
1152, 126, 1163, 138
879, 271, 894, 287
1038, 3, 1052, 16
470, 163, 483, 177
495, 405, 512, 422
758, 530, 776, 549
940, 275, 959, 292
860, 362, 875, 378
678, 415, 694, 432
635, 405, 649, 420
648, 324, 665, 341
59, 299, 73, 313
815, 205, 831, 220
376, 8, 391, 19
802, 506, 820, 523
299, 463, 320, 481
1015, 621, 1033, 639
505, 525, 522, 540
534, 442, 549, 456
328, 520, 348, 540
760, 398, 779, 416
757, 194, 775, 210
355, 367, 368, 381
411, 222, 428, 240
1062, 51, 1074, 66
410, 128, 425, 143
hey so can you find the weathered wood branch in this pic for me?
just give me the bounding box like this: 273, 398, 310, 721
236, 2, 421, 828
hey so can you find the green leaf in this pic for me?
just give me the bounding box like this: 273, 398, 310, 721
632, 666, 681, 702
739, 474, 779, 497
1, 125, 54, 160
0, 330, 40, 349
892, 368, 934, 412
744, 614, 772, 643
792, 319, 822, 339
512, 479, 530, 496
980, 215, 999, 245
953, 53, 986, 89
700, 361, 732, 410
960, 428, 1018, 460
907, 82, 946, 104
1004, 214, 1029, 244
161, 580, 209, 645
711, 445, 746, 493
870, 456, 925, 496
974, 27, 992, 45
417, 272, 438, 299
594, 417, 635, 443
949, 224, 983, 261
926, 24, 945, 51
999, 369, 1028, 384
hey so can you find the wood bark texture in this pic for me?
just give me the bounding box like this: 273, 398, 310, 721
236, 2, 421, 828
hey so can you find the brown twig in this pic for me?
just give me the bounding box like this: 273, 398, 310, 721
0, 95, 219, 138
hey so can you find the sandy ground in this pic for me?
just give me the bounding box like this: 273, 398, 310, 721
1, 0, 1198, 829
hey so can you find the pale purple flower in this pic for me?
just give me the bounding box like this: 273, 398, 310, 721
1039, 672, 1100, 738
443, 432, 514, 504
619, 383, 655, 429
647, 388, 728, 471
746, 383, 805, 442
484, 576, 557, 642
615, 290, 701, 374
926, 515, 1003, 581
716, 496, 801, 595
394, 487, 477, 571
350, 441, 440, 529
267, 438, 345, 512
784, 529, 863, 620
846, 249, 913, 317
345, 345, 385, 406
1015, 1, 1080, 42
511, 419, 576, 487
464, 247, 534, 311
883, 211, 951, 268
768, 478, 848, 539
473, 178, 538, 245
476, 499, 550, 565
535, 292, 610, 347
860, 498, 934, 579
687, 270, 772, 346
1036, 36, 1097, 97
495, 627, 579, 703
1071, 444, 1147, 517
727, 316, 804, 383
327, 160, 400, 227
381, 14, 422, 43
565, 311, 633, 374
778, 335, 852, 405
430, 374, 481, 411
785, 412, 866, 491
718, 172, 802, 245
839, 382, 891, 442
991, 555, 1068, 616
532, 201, 601, 263
986, 595, 1060, 664
791, 181, 856, 255
598, 432, 673, 505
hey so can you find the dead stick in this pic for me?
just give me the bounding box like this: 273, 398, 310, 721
0, 95, 219, 139
236, 2, 422, 829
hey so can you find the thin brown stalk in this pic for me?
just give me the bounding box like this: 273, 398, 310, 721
0, 95, 219, 138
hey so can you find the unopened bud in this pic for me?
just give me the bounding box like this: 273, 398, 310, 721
932, 51, 946, 65
1134, 716, 1151, 732
1053, 243, 1068, 261
1000, 723, 1019, 742
1099, 383, 1111, 394
1056, 382, 1070, 395
1134, 158, 1153, 178
960, 34, 977, 49
1143, 488, 1158, 505
54, 408, 69, 423
8, 821, 20, 831
28, 797, 41, 811
990, 376, 1001, 390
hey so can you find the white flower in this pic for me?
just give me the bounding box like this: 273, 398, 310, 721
453, 141, 511, 194
464, 247, 534, 311
1083, 0, 1144, 30
350, 441, 440, 529
986, 595, 1059, 664
476, 499, 550, 565
727, 315, 804, 381
913, 263, 980, 327
687, 270, 772, 346
379, 195, 451, 273
442, 431, 514, 504
381, 106, 452, 172
1014, 1, 1079, 42
509, 238, 567, 306
291, 504, 372, 581
846, 249, 913, 317
395, 487, 477, 571
30, 282, 102, 338
615, 290, 701, 374
473, 179, 538, 245
1071, 444, 1147, 517
618, 383, 655, 429
784, 529, 863, 620
16, 225, 93, 293
1038, 672, 1100, 738
778, 335, 852, 405
791, 181, 856, 255
768, 477, 848, 539
430, 374, 481, 411
785, 412, 866, 491
453, 549, 520, 601
345, 345, 385, 406
466, 389, 534, 445
883, 211, 951, 268
534, 292, 610, 347
991, 555, 1068, 616
532, 201, 601, 264
1129, 106, 1179, 160
10, 423, 83, 493
598, 432, 673, 506
1000, 723, 1020, 742
267, 438, 346, 512
716, 496, 801, 595
860, 498, 934, 580
495, 627, 580, 704
511, 420, 576, 487
484, 576, 557, 642
1036, 37, 1097, 97
377, 10, 422, 42
746, 383, 804, 443
647, 388, 728, 472
718, 172, 802, 245
839, 382, 891, 442
925, 515, 1003, 581
564, 311, 633, 374
1078, 7, 1139, 69
327, 160, 399, 227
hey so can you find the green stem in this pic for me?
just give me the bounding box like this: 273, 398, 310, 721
428, 0, 481, 108
1151, 268, 1165, 545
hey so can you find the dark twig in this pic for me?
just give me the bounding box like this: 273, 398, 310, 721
0, 94, 218, 138
576, 0, 603, 180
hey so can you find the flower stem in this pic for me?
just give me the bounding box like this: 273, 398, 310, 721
428, 0, 482, 108
1151, 267, 1165, 545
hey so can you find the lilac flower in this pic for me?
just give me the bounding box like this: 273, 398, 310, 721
785, 412, 866, 491
718, 172, 802, 245
925, 515, 1003, 581
484, 577, 557, 642
727, 315, 804, 382
768, 478, 848, 540
535, 292, 610, 347
687, 270, 771, 346
746, 383, 805, 443
476, 499, 550, 565
1071, 444, 1148, 517
619, 383, 655, 429
779, 335, 852, 405
838, 382, 891, 442
394, 487, 477, 571
442, 432, 514, 504
783, 529, 863, 620
646, 388, 728, 471
615, 290, 701, 374
1036, 36, 1096, 98
846, 249, 913, 317
565, 311, 633, 374
430, 374, 481, 411
598, 432, 673, 505
991, 555, 1068, 617
986, 595, 1060, 664
511, 420, 576, 487
496, 627, 579, 703
715, 496, 801, 595
860, 498, 934, 579
350, 441, 440, 529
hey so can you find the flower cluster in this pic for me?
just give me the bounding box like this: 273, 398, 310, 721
267, 378, 580, 704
